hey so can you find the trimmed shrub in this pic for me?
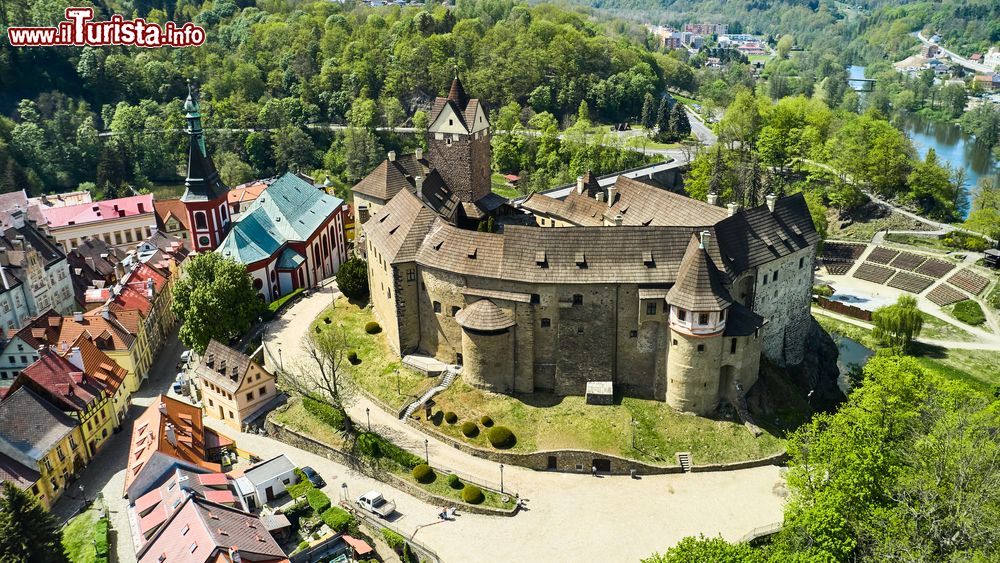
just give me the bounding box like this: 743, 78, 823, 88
297, 541, 310, 553
321, 506, 355, 532
479, 415, 494, 427
306, 489, 331, 513
431, 410, 444, 425
94, 517, 109, 558
953, 300, 986, 325
364, 321, 381, 334
348, 351, 359, 364
461, 484, 484, 504
287, 469, 314, 499
356, 431, 422, 469
381, 528, 405, 552
303, 395, 346, 430
812, 285, 834, 297
411, 463, 435, 483
461, 421, 479, 437
444, 411, 458, 424
487, 425, 516, 449
447, 473, 462, 489
337, 256, 370, 300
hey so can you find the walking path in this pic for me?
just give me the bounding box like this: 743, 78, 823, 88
262, 287, 788, 562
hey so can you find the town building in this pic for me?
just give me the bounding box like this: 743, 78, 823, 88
61, 308, 153, 392
0, 308, 60, 384
0, 207, 75, 331
985, 47, 1000, 71
216, 172, 349, 303
152, 198, 191, 242
179, 83, 233, 253
362, 94, 820, 415
9, 346, 117, 457
974, 74, 1000, 91
123, 395, 228, 499
195, 340, 279, 430
921, 43, 940, 58
40, 193, 157, 253
69, 333, 130, 427
232, 454, 298, 511
0, 386, 88, 509
129, 467, 239, 545
135, 495, 288, 563
66, 237, 128, 311
109, 262, 173, 357
228, 179, 269, 216
684, 22, 727, 35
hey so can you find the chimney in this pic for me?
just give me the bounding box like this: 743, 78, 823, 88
387, 151, 396, 162
727, 202, 739, 217
607, 186, 617, 207
765, 193, 778, 212
595, 192, 605, 203
146, 279, 154, 298
576, 176, 585, 194
699, 230, 711, 249
415, 147, 423, 160
165, 423, 177, 446
10, 207, 25, 229
229, 547, 242, 563
614, 215, 623, 227
707, 192, 718, 206
101, 305, 110, 320
67, 347, 84, 370
415, 176, 424, 195
73, 311, 84, 322
159, 401, 167, 415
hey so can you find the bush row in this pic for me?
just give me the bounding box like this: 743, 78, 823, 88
303, 395, 347, 431
356, 431, 422, 469
286, 468, 315, 499
94, 517, 109, 562
321, 506, 356, 533
306, 489, 331, 514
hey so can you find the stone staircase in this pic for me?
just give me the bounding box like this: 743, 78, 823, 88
676, 451, 692, 473
400, 366, 459, 420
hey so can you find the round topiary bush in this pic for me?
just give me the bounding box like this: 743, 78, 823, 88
347, 351, 359, 365
411, 463, 435, 484
431, 410, 444, 425
479, 415, 494, 427
324, 317, 332, 324
487, 425, 516, 449
461, 421, 479, 438
461, 484, 484, 504
444, 411, 458, 424
447, 473, 462, 489
364, 321, 381, 334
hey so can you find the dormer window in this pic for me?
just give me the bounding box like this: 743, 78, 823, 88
698, 313, 709, 325
677, 309, 687, 321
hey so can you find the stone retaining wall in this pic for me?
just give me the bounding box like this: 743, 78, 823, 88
407, 419, 787, 475
265, 419, 518, 517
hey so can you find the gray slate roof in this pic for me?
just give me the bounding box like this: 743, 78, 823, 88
666, 234, 733, 311
243, 454, 295, 486
363, 188, 439, 265
196, 340, 254, 394
0, 386, 79, 468
455, 299, 515, 331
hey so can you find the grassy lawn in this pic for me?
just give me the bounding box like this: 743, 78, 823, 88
625, 136, 682, 150
920, 311, 979, 341
313, 299, 436, 412
826, 210, 935, 242
394, 467, 514, 510
883, 233, 956, 254
491, 173, 520, 199
63, 508, 103, 563
272, 397, 349, 449
148, 182, 185, 200
413, 378, 785, 465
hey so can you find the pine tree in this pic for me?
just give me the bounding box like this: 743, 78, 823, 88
640, 93, 656, 130
668, 103, 691, 139
655, 95, 672, 141
0, 482, 69, 563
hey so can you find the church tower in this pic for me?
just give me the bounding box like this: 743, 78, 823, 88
425, 74, 491, 203
179, 80, 231, 252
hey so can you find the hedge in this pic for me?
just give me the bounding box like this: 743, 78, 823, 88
479, 415, 494, 427
264, 287, 304, 320
487, 425, 516, 449
461, 421, 479, 437
356, 431, 422, 469
321, 506, 355, 533
94, 517, 109, 559
303, 395, 346, 431
287, 468, 315, 499
447, 474, 462, 489
411, 463, 435, 483
306, 489, 332, 513
953, 300, 986, 325
364, 321, 382, 334
444, 411, 458, 424
284, 499, 313, 532
381, 528, 406, 552
461, 484, 484, 504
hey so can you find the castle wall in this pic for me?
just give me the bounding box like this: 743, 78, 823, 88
426, 130, 491, 203
719, 333, 763, 401
750, 246, 814, 366
461, 328, 515, 392
665, 329, 723, 414
365, 238, 406, 355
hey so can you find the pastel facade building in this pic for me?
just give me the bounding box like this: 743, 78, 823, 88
41, 194, 157, 253
195, 340, 278, 430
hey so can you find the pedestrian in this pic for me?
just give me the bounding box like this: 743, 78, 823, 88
591, 465, 597, 477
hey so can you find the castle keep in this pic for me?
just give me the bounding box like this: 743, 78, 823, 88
355, 78, 820, 415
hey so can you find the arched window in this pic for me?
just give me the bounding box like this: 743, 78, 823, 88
322, 234, 329, 258
253, 278, 263, 290
194, 211, 208, 230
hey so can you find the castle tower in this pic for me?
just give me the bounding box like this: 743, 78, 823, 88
665, 231, 733, 415
425, 74, 491, 203
179, 80, 231, 252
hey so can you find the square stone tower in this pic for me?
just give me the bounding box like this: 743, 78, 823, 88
425, 75, 491, 203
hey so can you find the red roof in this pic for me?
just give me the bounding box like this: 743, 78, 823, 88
43, 194, 154, 228
503, 174, 521, 182
342, 535, 373, 556
198, 473, 229, 487
70, 334, 128, 396
203, 489, 235, 504
11, 348, 104, 413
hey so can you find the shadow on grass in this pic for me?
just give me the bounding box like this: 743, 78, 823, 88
910, 341, 948, 359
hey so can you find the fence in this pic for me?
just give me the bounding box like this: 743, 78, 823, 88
816, 296, 872, 322
740, 521, 783, 543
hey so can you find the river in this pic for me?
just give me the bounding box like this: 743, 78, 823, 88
848, 65, 998, 217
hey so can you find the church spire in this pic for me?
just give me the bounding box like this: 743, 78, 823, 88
180, 79, 228, 203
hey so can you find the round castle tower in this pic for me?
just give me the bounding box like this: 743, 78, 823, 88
665, 231, 734, 415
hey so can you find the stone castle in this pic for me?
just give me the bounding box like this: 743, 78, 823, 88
354, 77, 820, 415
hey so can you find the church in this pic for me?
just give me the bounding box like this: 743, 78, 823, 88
177, 82, 349, 302
356, 77, 820, 416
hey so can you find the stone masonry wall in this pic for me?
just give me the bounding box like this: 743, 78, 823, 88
751, 246, 815, 367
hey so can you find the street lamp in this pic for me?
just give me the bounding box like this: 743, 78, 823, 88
395, 369, 400, 395
424, 438, 429, 464
631, 416, 637, 449
365, 407, 371, 431
499, 464, 504, 494
278, 348, 283, 373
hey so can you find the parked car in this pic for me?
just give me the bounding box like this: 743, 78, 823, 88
301, 466, 325, 488
180, 350, 193, 363
356, 491, 396, 518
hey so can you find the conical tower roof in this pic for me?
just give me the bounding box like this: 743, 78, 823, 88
447, 75, 469, 110
180, 80, 229, 203
666, 232, 732, 311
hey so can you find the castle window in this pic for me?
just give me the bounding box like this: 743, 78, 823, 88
799, 257, 805, 269
762, 273, 768, 285
731, 338, 737, 354
647, 302, 658, 315
572, 294, 583, 305
451, 306, 460, 316
530, 294, 540, 304
629, 330, 638, 338
407, 269, 416, 282
446, 138, 452, 146
698, 313, 709, 325
697, 344, 705, 352
577, 327, 584, 334
772, 271, 778, 282
433, 301, 441, 313
448, 118, 453, 126
677, 309, 686, 321
540, 318, 551, 328
672, 339, 678, 345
